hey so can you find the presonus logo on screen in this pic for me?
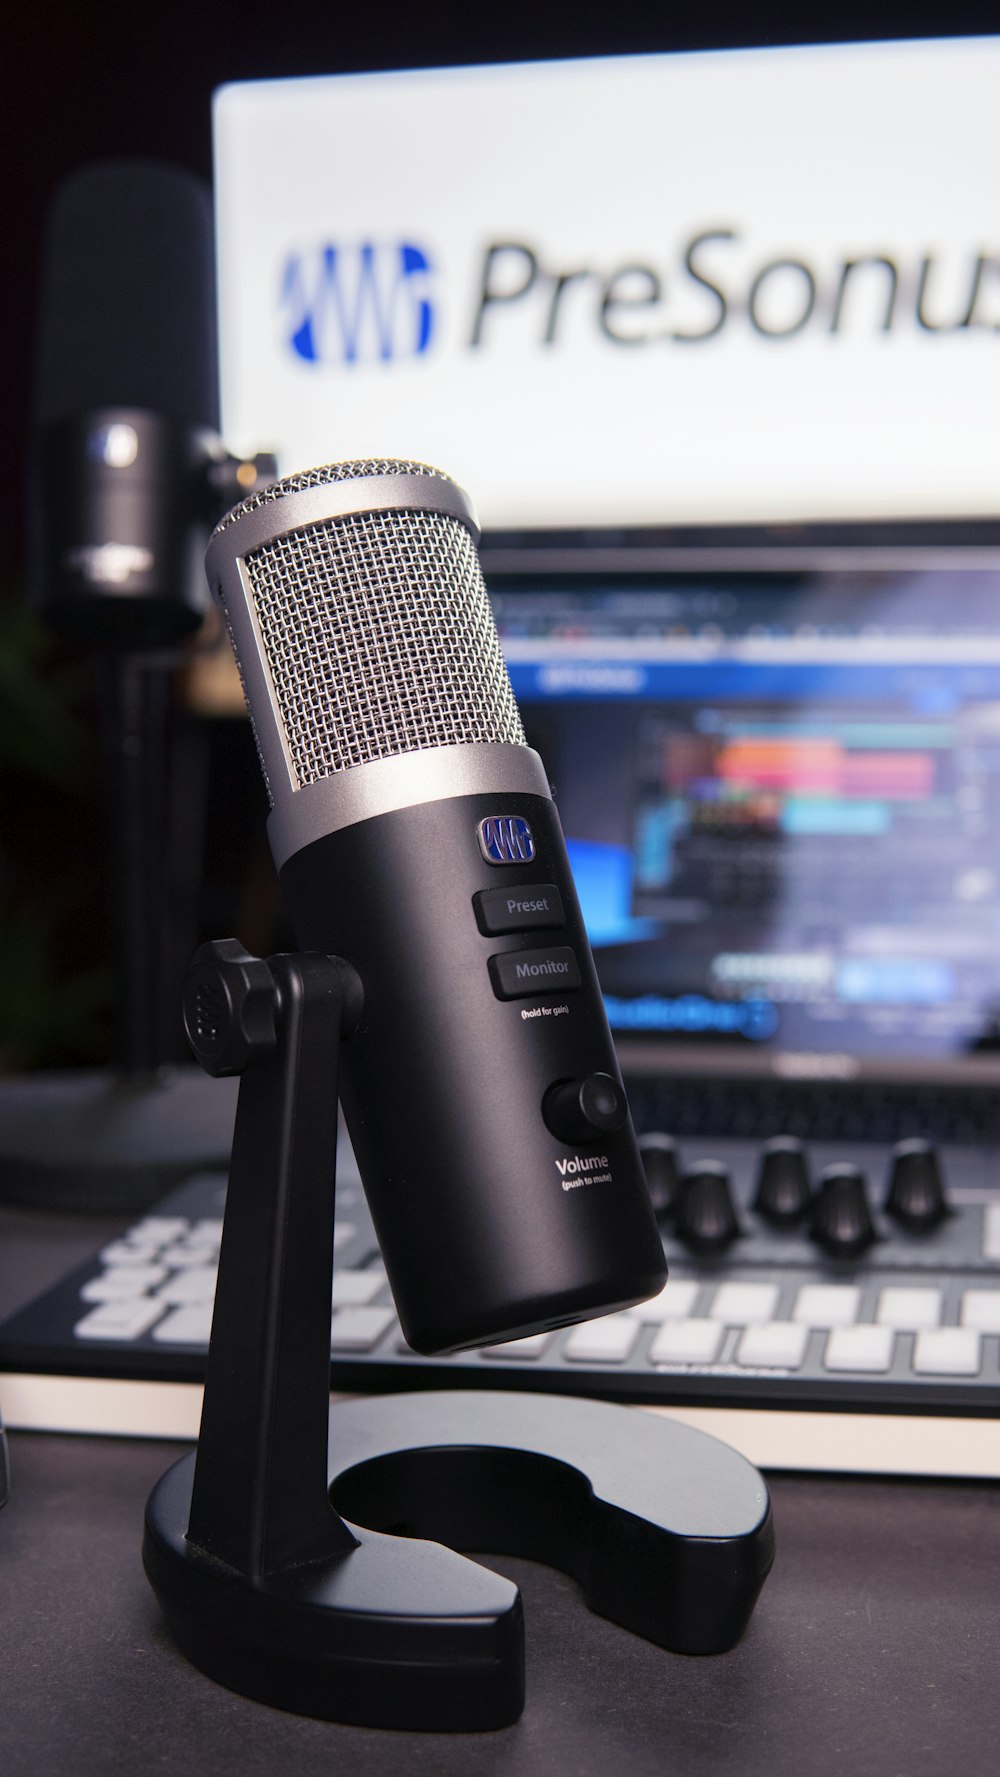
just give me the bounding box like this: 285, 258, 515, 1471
281, 242, 435, 365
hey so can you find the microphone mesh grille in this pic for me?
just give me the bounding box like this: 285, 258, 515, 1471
239, 504, 525, 785
211, 458, 453, 536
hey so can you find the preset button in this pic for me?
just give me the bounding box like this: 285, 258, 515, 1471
474, 883, 566, 935
489, 947, 582, 999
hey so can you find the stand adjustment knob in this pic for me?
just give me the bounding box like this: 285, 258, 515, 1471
884, 1138, 949, 1230
543, 1073, 629, 1146
812, 1163, 877, 1258
182, 939, 278, 1077
753, 1135, 812, 1226
675, 1162, 741, 1254
637, 1132, 680, 1220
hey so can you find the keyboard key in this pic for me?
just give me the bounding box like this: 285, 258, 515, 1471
564, 1314, 641, 1363
961, 1289, 1000, 1333
736, 1322, 809, 1369
983, 1204, 1000, 1261
159, 1242, 221, 1269
332, 1270, 387, 1308
99, 1240, 167, 1267
156, 1266, 218, 1305
152, 1303, 216, 1344
824, 1325, 895, 1373
131, 1218, 190, 1243
650, 1319, 725, 1365
876, 1287, 942, 1331
793, 1285, 861, 1329
329, 1305, 396, 1351
80, 1265, 168, 1302
710, 1282, 779, 1325
628, 1279, 701, 1322
480, 1333, 552, 1359
191, 1218, 225, 1243
74, 1298, 166, 1341
912, 1328, 982, 1376
333, 1223, 358, 1250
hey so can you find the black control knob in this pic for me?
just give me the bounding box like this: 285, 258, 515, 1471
884, 1138, 950, 1231
811, 1163, 877, 1258
182, 939, 277, 1078
675, 1161, 741, 1255
753, 1135, 812, 1226
637, 1132, 680, 1220
542, 1072, 629, 1146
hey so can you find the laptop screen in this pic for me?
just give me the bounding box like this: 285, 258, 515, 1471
213, 41, 1000, 533
485, 534, 1000, 1080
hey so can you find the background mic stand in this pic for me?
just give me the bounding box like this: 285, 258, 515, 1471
144, 940, 776, 1733
0, 625, 241, 1213
0, 401, 277, 1213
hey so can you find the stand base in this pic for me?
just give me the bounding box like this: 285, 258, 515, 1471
0, 1067, 238, 1212
145, 1452, 523, 1731
144, 1390, 774, 1731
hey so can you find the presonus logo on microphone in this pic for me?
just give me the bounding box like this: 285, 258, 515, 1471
281, 242, 435, 365
478, 816, 536, 865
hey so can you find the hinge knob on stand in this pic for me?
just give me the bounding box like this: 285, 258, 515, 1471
181, 939, 278, 1077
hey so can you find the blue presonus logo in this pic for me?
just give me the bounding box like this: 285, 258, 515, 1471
281, 242, 435, 365
478, 816, 536, 866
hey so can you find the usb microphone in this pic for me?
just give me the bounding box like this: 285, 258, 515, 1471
206, 459, 666, 1353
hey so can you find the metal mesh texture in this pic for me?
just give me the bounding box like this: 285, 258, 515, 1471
216, 594, 273, 801
239, 504, 526, 786
211, 458, 454, 537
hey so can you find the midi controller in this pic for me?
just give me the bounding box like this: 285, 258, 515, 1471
1, 1118, 998, 1476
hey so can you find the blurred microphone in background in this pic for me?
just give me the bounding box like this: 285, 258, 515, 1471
31, 159, 225, 650
0, 160, 273, 1209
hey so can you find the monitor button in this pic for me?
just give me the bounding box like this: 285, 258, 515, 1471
489, 946, 581, 999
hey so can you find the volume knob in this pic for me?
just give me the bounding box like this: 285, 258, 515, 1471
542, 1072, 629, 1146
884, 1139, 949, 1231
675, 1162, 741, 1255
812, 1164, 877, 1258
753, 1135, 812, 1226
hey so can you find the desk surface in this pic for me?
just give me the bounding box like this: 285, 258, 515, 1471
2, 1206, 1000, 1775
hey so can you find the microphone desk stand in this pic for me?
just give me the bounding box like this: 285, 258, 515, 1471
143, 941, 775, 1731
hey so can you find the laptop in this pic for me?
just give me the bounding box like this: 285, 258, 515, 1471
481, 517, 1000, 1139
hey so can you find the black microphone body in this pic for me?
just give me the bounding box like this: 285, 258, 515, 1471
281, 792, 666, 1351
207, 460, 667, 1354
30, 160, 275, 646
30, 161, 221, 646
36, 407, 214, 645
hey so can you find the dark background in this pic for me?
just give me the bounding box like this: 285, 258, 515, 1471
3, 2, 998, 1070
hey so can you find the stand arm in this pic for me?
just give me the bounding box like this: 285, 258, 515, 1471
185, 946, 361, 1577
